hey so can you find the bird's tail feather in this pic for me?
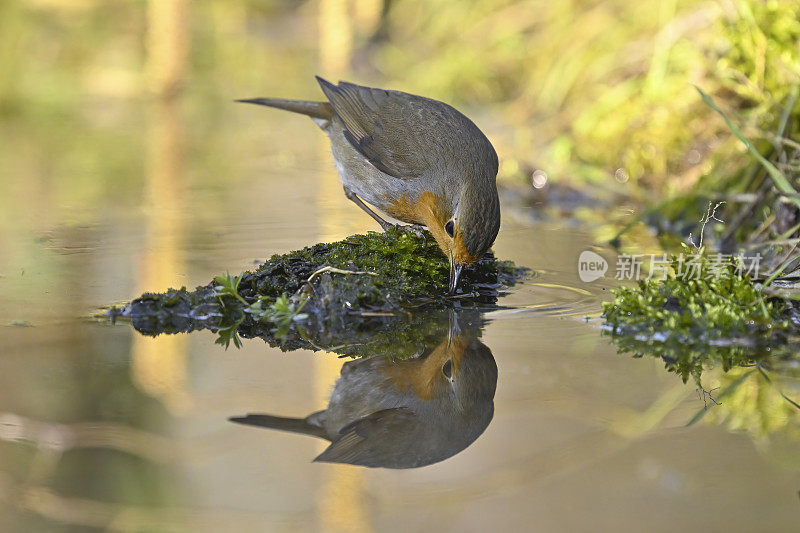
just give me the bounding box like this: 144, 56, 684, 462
236, 98, 333, 120
229, 413, 331, 440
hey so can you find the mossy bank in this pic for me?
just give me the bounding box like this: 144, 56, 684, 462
601, 246, 800, 387
112, 227, 527, 357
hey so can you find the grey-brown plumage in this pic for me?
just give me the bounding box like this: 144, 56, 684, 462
239, 77, 501, 292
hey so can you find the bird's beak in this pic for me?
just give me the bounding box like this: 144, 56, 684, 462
235, 98, 271, 106
448, 254, 463, 295
447, 309, 462, 347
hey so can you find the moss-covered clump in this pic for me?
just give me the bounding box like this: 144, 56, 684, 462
114, 228, 527, 356
602, 246, 797, 384
233, 226, 523, 309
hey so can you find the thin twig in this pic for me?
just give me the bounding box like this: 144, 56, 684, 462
306, 266, 378, 283
688, 201, 725, 249
347, 311, 397, 317
748, 213, 777, 244
748, 238, 800, 249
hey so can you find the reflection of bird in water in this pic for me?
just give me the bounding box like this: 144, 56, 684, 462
230, 317, 497, 468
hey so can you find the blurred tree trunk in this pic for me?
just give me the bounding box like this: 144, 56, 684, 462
132, 0, 191, 413
146, 0, 189, 99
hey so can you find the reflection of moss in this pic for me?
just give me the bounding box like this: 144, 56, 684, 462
121, 298, 485, 360
114, 229, 526, 357
602, 246, 794, 384
606, 334, 748, 386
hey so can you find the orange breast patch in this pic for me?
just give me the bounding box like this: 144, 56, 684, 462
384, 336, 468, 401
386, 191, 448, 227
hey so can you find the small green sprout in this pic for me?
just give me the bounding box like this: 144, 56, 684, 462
213, 272, 248, 306
214, 322, 243, 350
246, 293, 309, 326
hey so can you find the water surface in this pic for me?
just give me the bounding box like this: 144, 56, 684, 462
1, 98, 798, 532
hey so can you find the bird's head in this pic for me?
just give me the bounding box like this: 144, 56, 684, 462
424, 179, 500, 293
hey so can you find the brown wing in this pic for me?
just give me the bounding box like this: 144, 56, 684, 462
316, 77, 447, 179
313, 407, 420, 467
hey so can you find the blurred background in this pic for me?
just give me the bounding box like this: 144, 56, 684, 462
0, 0, 800, 191
2, 0, 799, 250
1, 1, 799, 531
3, 0, 800, 199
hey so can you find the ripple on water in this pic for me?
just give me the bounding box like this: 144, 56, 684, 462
487, 268, 610, 320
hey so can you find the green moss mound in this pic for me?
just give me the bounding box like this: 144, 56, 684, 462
235, 227, 523, 309
114, 228, 527, 357
601, 246, 798, 384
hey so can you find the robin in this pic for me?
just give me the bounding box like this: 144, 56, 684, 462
238, 77, 501, 293
230, 312, 497, 469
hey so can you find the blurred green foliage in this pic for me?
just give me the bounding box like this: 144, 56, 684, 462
715, 0, 800, 113
2, 0, 798, 202
374, 0, 800, 197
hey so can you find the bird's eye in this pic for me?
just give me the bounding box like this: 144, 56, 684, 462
444, 219, 455, 238
442, 359, 453, 380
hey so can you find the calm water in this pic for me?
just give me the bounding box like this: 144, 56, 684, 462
1, 97, 799, 532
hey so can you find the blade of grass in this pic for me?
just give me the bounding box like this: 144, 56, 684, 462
763, 253, 800, 287
775, 86, 799, 141
756, 364, 800, 409
776, 222, 800, 241
695, 86, 800, 207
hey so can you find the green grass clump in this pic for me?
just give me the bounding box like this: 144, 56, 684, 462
602, 245, 794, 384
603, 250, 785, 341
